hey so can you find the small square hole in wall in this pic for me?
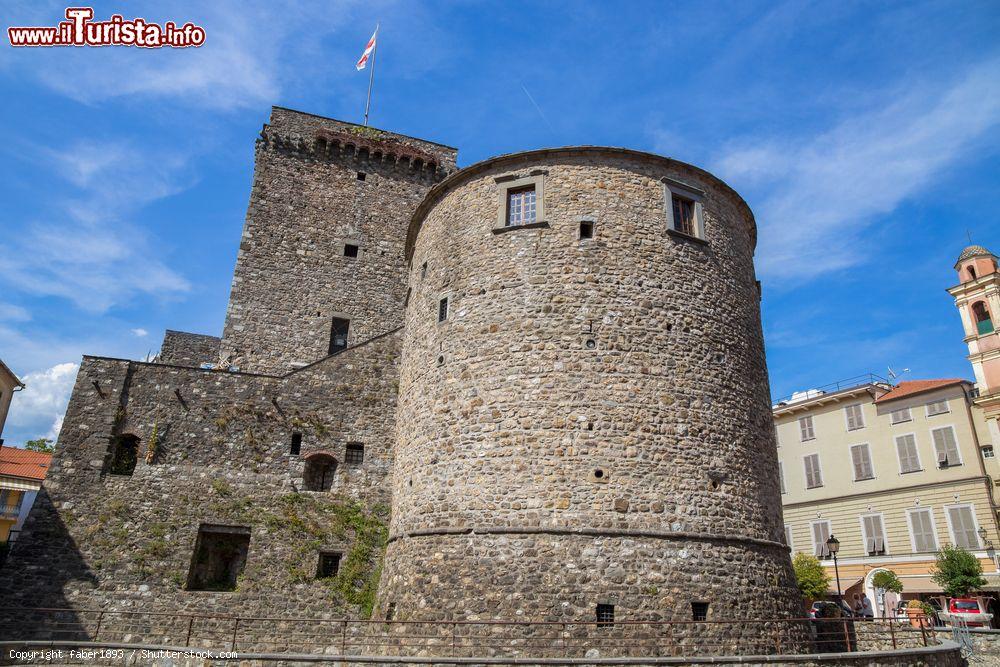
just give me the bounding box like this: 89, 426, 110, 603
290, 432, 302, 456
346, 443, 364, 465
579, 220, 594, 239
596, 604, 615, 627
692, 601, 709, 621
317, 551, 341, 578
344, 244, 359, 258
356, 172, 366, 181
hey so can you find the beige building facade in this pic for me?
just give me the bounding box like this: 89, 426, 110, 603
0, 360, 24, 447
776, 244, 1000, 613
776, 377, 1000, 611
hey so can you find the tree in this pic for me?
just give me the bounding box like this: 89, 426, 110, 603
793, 553, 831, 601
931, 545, 987, 598
872, 569, 903, 594
24, 438, 54, 454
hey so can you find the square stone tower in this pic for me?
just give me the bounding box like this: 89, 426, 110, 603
220, 107, 458, 374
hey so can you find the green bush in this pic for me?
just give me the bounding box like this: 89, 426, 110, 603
931, 544, 987, 597
793, 553, 830, 600
872, 569, 903, 594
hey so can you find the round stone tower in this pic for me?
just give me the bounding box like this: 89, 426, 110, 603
378, 147, 801, 626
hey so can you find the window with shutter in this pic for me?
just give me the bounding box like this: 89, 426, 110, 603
845, 404, 865, 430
799, 415, 815, 441
851, 444, 874, 481
862, 514, 886, 554
926, 399, 949, 416
890, 407, 912, 424
948, 506, 980, 550
908, 509, 937, 552
779, 461, 786, 494
804, 454, 823, 488
932, 427, 961, 467
812, 521, 831, 558
895, 434, 921, 473
784, 524, 793, 549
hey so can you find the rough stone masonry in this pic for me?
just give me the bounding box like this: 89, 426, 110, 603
0, 106, 801, 650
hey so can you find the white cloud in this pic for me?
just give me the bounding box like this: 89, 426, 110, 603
714, 57, 1000, 281
7, 362, 79, 443
0, 140, 191, 312
131, 328, 149, 338
0, 304, 31, 323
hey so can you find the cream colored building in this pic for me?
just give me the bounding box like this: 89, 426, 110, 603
776, 244, 1000, 614
0, 360, 24, 447
776, 376, 1000, 610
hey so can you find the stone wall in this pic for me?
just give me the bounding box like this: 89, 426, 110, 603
219, 107, 457, 375
157, 331, 221, 368
0, 329, 401, 620
380, 148, 797, 634
968, 628, 1000, 665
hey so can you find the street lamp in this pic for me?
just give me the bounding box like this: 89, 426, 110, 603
826, 534, 843, 604
978, 526, 993, 548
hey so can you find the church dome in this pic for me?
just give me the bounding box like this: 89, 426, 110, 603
956, 244, 996, 264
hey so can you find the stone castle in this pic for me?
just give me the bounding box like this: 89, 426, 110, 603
2, 107, 801, 637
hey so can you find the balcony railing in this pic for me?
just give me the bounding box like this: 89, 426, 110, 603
0, 505, 21, 520
773, 373, 891, 406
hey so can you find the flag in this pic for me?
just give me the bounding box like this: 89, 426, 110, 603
356, 26, 377, 71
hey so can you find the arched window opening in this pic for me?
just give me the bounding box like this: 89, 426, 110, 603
972, 301, 994, 335
304, 453, 337, 491
108, 434, 139, 475
968, 266, 977, 280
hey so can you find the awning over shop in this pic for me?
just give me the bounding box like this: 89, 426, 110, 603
896, 575, 1000, 594
897, 576, 941, 594
827, 578, 863, 595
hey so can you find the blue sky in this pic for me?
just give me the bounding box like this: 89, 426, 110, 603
1, 0, 998, 445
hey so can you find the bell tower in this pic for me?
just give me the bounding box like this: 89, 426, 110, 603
948, 243, 1000, 435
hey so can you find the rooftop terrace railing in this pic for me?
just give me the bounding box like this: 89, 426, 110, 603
773, 373, 892, 406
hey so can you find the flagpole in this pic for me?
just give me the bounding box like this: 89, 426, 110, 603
363, 24, 378, 126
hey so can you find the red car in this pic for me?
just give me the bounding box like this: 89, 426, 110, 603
948, 598, 989, 627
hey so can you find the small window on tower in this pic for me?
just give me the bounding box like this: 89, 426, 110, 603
507, 186, 537, 226
356, 172, 366, 181
316, 551, 341, 578
579, 220, 594, 239
595, 604, 615, 627
346, 443, 364, 465
671, 196, 696, 236
290, 432, 302, 456
438, 297, 449, 323
329, 317, 350, 354
344, 244, 359, 258
972, 301, 994, 335
691, 602, 709, 621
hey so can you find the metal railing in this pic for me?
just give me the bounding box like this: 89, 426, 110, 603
0, 505, 21, 520
0, 608, 939, 659
773, 373, 891, 406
